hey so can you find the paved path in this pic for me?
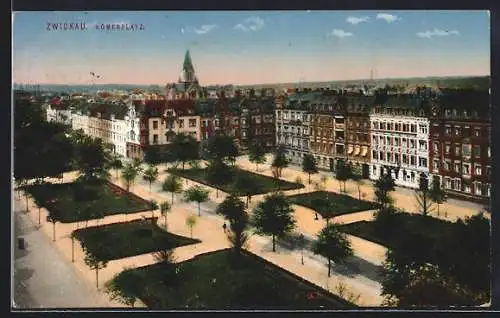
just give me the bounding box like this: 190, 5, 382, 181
12, 201, 124, 309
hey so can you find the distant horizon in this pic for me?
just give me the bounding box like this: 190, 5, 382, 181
12, 74, 491, 88
13, 11, 490, 85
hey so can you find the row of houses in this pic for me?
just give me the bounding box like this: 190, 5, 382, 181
276, 88, 491, 201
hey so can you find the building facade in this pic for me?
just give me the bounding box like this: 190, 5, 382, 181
429, 89, 491, 202
369, 94, 430, 189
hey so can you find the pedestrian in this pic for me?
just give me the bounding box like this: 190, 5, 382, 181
222, 223, 227, 233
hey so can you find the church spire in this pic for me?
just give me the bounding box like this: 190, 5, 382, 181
183, 50, 194, 73
180, 49, 196, 83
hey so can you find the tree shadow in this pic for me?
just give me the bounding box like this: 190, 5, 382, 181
331, 255, 383, 282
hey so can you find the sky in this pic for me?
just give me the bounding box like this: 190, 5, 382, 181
12, 11, 490, 86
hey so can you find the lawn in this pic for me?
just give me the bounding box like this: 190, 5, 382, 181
109, 249, 355, 309
336, 212, 456, 251
287, 191, 378, 218
25, 180, 152, 223
168, 167, 303, 195
73, 218, 200, 261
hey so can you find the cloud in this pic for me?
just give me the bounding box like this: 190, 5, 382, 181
331, 29, 353, 38
416, 28, 460, 38
376, 13, 400, 23
194, 24, 217, 35
346, 16, 370, 25
233, 16, 264, 31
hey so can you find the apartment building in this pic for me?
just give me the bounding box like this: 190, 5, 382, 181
429, 89, 491, 201
86, 104, 128, 157
239, 94, 275, 151
46, 101, 72, 126
345, 94, 374, 178
369, 93, 430, 189
275, 92, 310, 165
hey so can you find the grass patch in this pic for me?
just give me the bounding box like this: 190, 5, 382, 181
25, 180, 152, 223
337, 212, 456, 250
73, 218, 200, 261
287, 191, 378, 218
110, 248, 355, 309
168, 168, 303, 195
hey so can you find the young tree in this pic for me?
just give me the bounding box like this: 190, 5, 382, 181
205, 161, 233, 198
374, 171, 396, 208
46, 212, 59, 242
297, 233, 306, 265
216, 194, 250, 259
351, 170, 364, 200
271, 145, 289, 180
415, 174, 435, 216
159, 201, 171, 228
234, 173, 260, 207
334, 160, 350, 193
185, 215, 197, 238
429, 178, 447, 217
248, 143, 267, 171
302, 154, 318, 184
252, 192, 296, 252
84, 251, 109, 289
162, 175, 183, 205
149, 200, 159, 219
121, 163, 139, 193
143, 165, 159, 193
183, 185, 210, 217
312, 223, 353, 277
32, 196, 44, 226
132, 157, 143, 172
70, 231, 77, 263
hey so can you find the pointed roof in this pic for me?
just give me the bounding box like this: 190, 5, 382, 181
183, 50, 194, 72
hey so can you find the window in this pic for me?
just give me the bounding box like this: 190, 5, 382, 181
153, 134, 158, 144
445, 127, 452, 135
475, 182, 482, 195
152, 120, 158, 129
402, 154, 408, 164
419, 157, 428, 168
454, 162, 461, 173
445, 177, 451, 189
433, 160, 439, 171
411, 124, 417, 133
462, 144, 471, 157
445, 144, 451, 155
189, 119, 197, 127
486, 166, 491, 177
454, 179, 461, 191
473, 145, 481, 157
372, 151, 378, 160
475, 128, 481, 137
410, 156, 416, 166
464, 184, 471, 193
488, 147, 491, 158
410, 139, 416, 149
455, 127, 461, 136
444, 160, 451, 171
455, 145, 461, 156
395, 153, 400, 164
419, 140, 427, 151
372, 136, 377, 146
463, 163, 470, 175
379, 151, 385, 161
433, 142, 439, 152
394, 137, 400, 147
178, 119, 184, 128
475, 164, 482, 176
419, 124, 428, 134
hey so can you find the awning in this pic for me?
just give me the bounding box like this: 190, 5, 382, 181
361, 146, 368, 157
347, 145, 354, 155
353, 146, 360, 156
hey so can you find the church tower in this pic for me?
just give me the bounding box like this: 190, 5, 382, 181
179, 49, 198, 84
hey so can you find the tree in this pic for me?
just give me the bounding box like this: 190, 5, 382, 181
170, 134, 200, 170
233, 173, 260, 207
373, 206, 399, 240
205, 161, 233, 198
149, 200, 159, 219
75, 137, 111, 181
185, 215, 197, 238
350, 165, 364, 200
205, 135, 239, 164
429, 178, 447, 217
183, 185, 210, 217
335, 160, 351, 193
159, 201, 171, 228
132, 157, 143, 172
252, 192, 296, 252
248, 143, 267, 171
415, 174, 434, 216
47, 213, 59, 242
162, 175, 183, 205
312, 223, 353, 277
374, 171, 395, 207
121, 163, 139, 193
70, 231, 77, 263
216, 194, 250, 259
105, 271, 141, 307
32, 196, 44, 226
143, 165, 159, 193
297, 233, 306, 265
84, 250, 109, 289
271, 145, 289, 180
302, 154, 318, 184
109, 155, 123, 179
